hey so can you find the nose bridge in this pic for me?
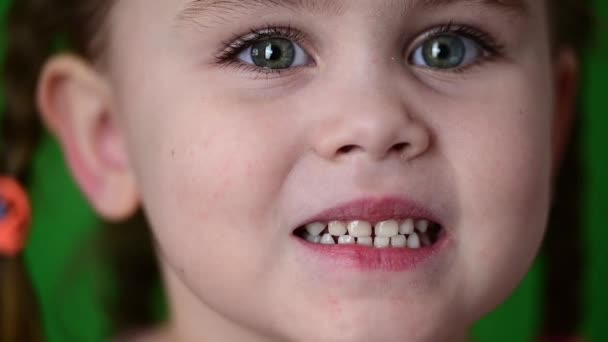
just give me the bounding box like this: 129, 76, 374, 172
312, 74, 431, 162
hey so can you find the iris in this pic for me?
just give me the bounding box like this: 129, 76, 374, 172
250, 38, 296, 69
422, 35, 467, 69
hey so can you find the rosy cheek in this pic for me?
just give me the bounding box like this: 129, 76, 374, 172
326, 295, 343, 316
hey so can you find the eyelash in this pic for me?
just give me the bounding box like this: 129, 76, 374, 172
415, 22, 505, 73
215, 25, 309, 77
214, 23, 505, 76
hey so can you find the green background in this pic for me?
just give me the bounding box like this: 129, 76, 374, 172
1, 1, 606, 341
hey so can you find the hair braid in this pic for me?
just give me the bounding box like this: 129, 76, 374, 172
0, 0, 54, 179
0, 0, 59, 341
541, 0, 598, 339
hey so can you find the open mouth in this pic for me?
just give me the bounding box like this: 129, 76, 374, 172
294, 219, 444, 249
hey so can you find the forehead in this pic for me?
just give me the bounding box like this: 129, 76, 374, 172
107, 0, 542, 33
175, 0, 531, 21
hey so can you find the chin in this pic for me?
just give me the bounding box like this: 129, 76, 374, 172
280, 299, 468, 342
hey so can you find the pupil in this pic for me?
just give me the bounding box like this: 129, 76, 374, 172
265, 43, 281, 61
433, 43, 450, 60
251, 38, 296, 69
422, 35, 465, 69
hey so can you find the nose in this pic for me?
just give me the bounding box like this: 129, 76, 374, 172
313, 88, 431, 163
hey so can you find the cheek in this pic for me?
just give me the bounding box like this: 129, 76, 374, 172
451, 104, 552, 226
431, 68, 554, 311
459, 107, 551, 265
135, 112, 276, 228
120, 90, 305, 268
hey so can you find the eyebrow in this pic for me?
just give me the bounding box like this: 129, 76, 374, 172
177, 0, 346, 22
176, 0, 528, 28
418, 0, 527, 13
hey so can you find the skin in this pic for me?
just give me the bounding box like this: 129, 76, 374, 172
36, 0, 578, 341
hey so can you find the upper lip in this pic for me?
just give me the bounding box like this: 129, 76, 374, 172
296, 196, 442, 228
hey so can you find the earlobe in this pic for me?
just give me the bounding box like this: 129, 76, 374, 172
36, 54, 139, 221
552, 48, 579, 173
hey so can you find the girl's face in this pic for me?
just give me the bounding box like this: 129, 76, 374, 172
64, 0, 568, 340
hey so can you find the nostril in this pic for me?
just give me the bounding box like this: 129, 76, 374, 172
392, 142, 410, 154
337, 145, 359, 155
336, 143, 412, 158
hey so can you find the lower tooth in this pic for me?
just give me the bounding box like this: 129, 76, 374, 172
338, 235, 356, 245
306, 234, 321, 243
407, 233, 420, 249
357, 237, 373, 246
420, 234, 431, 247
374, 236, 390, 248
320, 233, 335, 245
391, 235, 407, 248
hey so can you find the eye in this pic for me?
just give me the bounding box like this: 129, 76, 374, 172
237, 38, 310, 70
410, 34, 484, 70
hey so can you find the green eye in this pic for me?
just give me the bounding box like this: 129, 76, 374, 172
411, 34, 483, 70
238, 38, 309, 70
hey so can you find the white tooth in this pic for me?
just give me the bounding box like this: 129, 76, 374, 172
328, 221, 347, 236
399, 219, 414, 235
305, 234, 321, 243
391, 235, 407, 248
375, 220, 399, 237
320, 233, 335, 245
338, 235, 356, 245
420, 233, 432, 247
416, 220, 429, 233
407, 233, 420, 249
305, 222, 326, 236
357, 237, 373, 246
374, 236, 390, 248
347, 221, 372, 237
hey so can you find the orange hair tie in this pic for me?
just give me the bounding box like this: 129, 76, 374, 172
0, 177, 31, 257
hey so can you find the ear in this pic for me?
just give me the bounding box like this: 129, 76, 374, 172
36, 55, 139, 222
551, 48, 579, 173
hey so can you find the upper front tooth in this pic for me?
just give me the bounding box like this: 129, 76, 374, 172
328, 221, 347, 236
375, 220, 399, 237
347, 221, 372, 237
305, 222, 326, 236
416, 220, 429, 233
399, 219, 414, 235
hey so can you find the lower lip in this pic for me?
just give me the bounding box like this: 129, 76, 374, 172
294, 234, 449, 272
